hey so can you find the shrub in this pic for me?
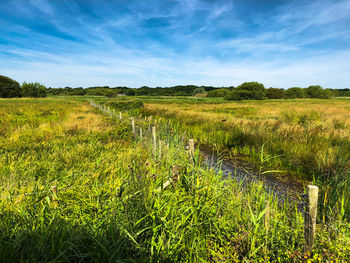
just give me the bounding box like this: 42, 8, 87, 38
225, 82, 266, 101
207, 88, 230, 97
192, 87, 206, 96
266, 88, 286, 99
306, 85, 333, 99
286, 87, 306, 99
105, 98, 144, 111
21, 82, 47, 97
0, 75, 22, 98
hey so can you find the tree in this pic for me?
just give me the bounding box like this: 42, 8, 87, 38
306, 85, 332, 99
225, 82, 266, 100
192, 87, 206, 96
207, 88, 230, 97
285, 87, 306, 99
0, 75, 22, 98
21, 82, 47, 97
266, 88, 286, 99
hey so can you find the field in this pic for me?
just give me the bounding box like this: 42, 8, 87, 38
0, 97, 350, 262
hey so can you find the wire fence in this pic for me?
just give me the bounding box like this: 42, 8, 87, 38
1, 100, 349, 253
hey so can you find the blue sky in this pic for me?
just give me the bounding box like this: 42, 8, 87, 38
0, 0, 349, 89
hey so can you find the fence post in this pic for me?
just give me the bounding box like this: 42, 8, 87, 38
152, 127, 157, 158
159, 140, 162, 159
265, 200, 270, 232
119, 112, 122, 120
51, 186, 58, 207
189, 139, 194, 157
304, 185, 319, 251
140, 128, 143, 141
131, 117, 135, 135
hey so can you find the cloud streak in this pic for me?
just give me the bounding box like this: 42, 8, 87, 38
0, 0, 349, 88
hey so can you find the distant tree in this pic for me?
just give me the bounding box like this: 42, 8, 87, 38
70, 87, 86, 95
207, 88, 230, 97
0, 75, 22, 98
21, 82, 47, 97
285, 87, 306, 99
237, 82, 266, 100
336, 88, 350, 97
192, 87, 206, 96
224, 90, 243, 100
266, 88, 286, 99
124, 89, 135, 96
225, 82, 266, 100
306, 85, 332, 99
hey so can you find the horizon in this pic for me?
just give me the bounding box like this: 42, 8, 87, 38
1, 0, 349, 89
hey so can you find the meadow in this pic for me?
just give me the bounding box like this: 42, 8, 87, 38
0, 97, 349, 262
141, 98, 350, 215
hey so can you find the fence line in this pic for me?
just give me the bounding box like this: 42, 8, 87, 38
1, 100, 346, 253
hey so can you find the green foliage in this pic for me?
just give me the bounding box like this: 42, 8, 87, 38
307, 85, 333, 99
85, 87, 117, 97
106, 98, 144, 111
192, 87, 206, 96
285, 87, 306, 99
0, 99, 349, 261
225, 82, 266, 101
0, 75, 21, 98
266, 88, 286, 99
21, 82, 47, 97
207, 88, 231, 97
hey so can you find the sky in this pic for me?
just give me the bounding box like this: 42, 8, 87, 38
0, 0, 349, 89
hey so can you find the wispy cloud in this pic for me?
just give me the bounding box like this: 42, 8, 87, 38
0, 0, 349, 88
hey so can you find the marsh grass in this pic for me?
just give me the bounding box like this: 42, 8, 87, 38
142, 99, 349, 179
0, 98, 349, 262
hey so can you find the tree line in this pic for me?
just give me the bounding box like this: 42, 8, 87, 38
0, 75, 47, 98
1, 75, 349, 100
208, 82, 338, 100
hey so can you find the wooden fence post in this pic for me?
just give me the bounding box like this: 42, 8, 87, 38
152, 127, 157, 158
304, 185, 319, 251
119, 112, 122, 120
131, 117, 135, 135
189, 139, 194, 156
51, 186, 58, 207
159, 140, 162, 159
265, 200, 270, 232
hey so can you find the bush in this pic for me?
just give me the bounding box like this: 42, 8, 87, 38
306, 85, 333, 99
0, 75, 22, 98
21, 82, 47, 97
105, 98, 144, 111
207, 88, 230, 97
285, 87, 306, 99
192, 87, 206, 96
266, 88, 286, 99
225, 82, 266, 101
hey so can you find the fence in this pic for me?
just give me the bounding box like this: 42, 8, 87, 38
1, 100, 348, 253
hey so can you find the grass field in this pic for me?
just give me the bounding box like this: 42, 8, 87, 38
0, 97, 350, 262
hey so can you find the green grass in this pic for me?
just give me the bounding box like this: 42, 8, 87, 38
140, 98, 350, 218
0, 98, 349, 262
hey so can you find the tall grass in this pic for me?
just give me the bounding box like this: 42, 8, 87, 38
0, 98, 349, 262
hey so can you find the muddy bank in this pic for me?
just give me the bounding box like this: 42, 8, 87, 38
199, 146, 306, 201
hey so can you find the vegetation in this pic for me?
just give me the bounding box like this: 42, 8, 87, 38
226, 82, 266, 101
1, 74, 345, 100
105, 98, 144, 111
21, 82, 47, 97
142, 98, 350, 215
0, 76, 47, 98
0, 97, 349, 262
0, 75, 21, 98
